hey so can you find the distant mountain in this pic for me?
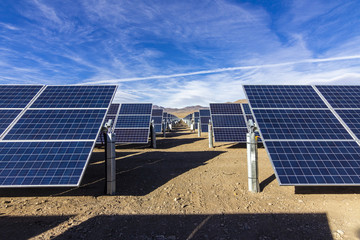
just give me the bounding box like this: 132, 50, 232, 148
154, 99, 247, 118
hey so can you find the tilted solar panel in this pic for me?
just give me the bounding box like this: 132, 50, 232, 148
151, 109, 164, 133
114, 103, 152, 143
199, 109, 210, 133
0, 85, 43, 108
244, 84, 360, 186
317, 85, 360, 108
0, 85, 117, 187
210, 103, 247, 142
30, 85, 115, 108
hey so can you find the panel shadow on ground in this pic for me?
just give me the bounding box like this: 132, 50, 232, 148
0, 215, 73, 240
54, 213, 332, 240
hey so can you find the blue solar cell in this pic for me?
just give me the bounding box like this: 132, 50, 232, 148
119, 103, 152, 115
4, 109, 106, 140
212, 115, 246, 128
30, 86, 116, 108
266, 141, 360, 185
244, 85, 327, 109
242, 103, 252, 114
152, 109, 163, 117
199, 109, 210, 117
253, 109, 352, 140
194, 112, 199, 117
0, 85, 43, 108
213, 128, 248, 142
116, 115, 151, 128
317, 85, 360, 108
0, 110, 22, 136
107, 104, 120, 115
200, 116, 211, 125
0, 141, 93, 186
210, 103, 242, 114
152, 116, 163, 124
114, 129, 149, 143
336, 109, 360, 139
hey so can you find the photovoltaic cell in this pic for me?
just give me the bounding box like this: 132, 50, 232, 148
4, 109, 106, 140
0, 85, 43, 108
335, 109, 360, 139
244, 85, 328, 109
152, 116, 163, 124
253, 109, 352, 140
267, 141, 360, 185
154, 125, 162, 133
0, 110, 22, 136
0, 141, 93, 186
317, 85, 360, 109
199, 109, 210, 117
30, 86, 116, 108
119, 103, 152, 115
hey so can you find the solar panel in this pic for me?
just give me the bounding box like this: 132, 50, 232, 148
151, 109, 164, 133
0, 85, 117, 187
244, 84, 360, 186
244, 85, 327, 109
30, 85, 116, 108
114, 103, 152, 143
0, 85, 43, 108
4, 109, 107, 140
210, 103, 247, 142
199, 109, 210, 133
317, 85, 360, 108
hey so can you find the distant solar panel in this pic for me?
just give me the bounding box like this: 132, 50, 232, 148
0, 85, 43, 108
0, 85, 117, 187
107, 103, 120, 115
244, 84, 360, 186
151, 109, 164, 133
199, 109, 210, 133
210, 103, 247, 142
114, 103, 152, 143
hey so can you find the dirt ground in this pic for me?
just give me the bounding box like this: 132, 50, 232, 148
0, 122, 359, 240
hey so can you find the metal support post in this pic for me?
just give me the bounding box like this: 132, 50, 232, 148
150, 121, 156, 149
208, 121, 214, 148
247, 120, 259, 193
198, 122, 201, 137
103, 119, 116, 195
162, 120, 166, 137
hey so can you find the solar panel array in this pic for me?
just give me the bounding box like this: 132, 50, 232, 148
0, 85, 117, 187
115, 103, 152, 143
151, 109, 164, 133
244, 85, 360, 186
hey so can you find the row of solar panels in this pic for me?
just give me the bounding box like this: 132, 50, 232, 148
184, 103, 259, 142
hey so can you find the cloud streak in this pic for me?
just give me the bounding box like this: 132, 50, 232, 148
82, 55, 360, 84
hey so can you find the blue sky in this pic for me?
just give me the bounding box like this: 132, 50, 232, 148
1, 0, 360, 108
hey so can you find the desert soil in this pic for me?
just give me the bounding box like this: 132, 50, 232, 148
0, 122, 359, 240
